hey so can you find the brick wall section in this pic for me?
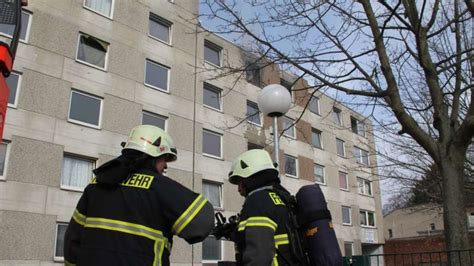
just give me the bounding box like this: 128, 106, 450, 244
384, 233, 474, 265
298, 155, 314, 182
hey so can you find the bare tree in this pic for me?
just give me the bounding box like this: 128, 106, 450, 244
200, 0, 473, 254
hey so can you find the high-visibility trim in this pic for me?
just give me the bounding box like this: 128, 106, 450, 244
238, 216, 277, 232
64, 260, 76, 266
84, 217, 169, 266
274, 233, 289, 247
72, 209, 86, 226
172, 195, 208, 235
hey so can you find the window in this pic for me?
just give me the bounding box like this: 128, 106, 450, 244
311, 128, 322, 148
354, 146, 369, 165
344, 242, 353, 257
54, 223, 68, 261
248, 142, 263, 150
203, 129, 222, 159
68, 90, 102, 128
246, 100, 261, 126
145, 59, 170, 92
342, 206, 351, 225
202, 235, 222, 261
388, 229, 393, 238
245, 62, 260, 86
76, 33, 109, 70
61, 154, 95, 191
336, 138, 345, 157
430, 223, 436, 231
280, 79, 293, 100
142, 111, 167, 130
202, 181, 222, 209
309, 96, 320, 115
0, 141, 10, 179
84, 0, 113, 18
204, 40, 221, 66
332, 107, 342, 125
314, 164, 325, 184
6, 71, 21, 107
339, 171, 348, 190
360, 210, 376, 227
0, 10, 32, 42
283, 116, 295, 138
357, 177, 372, 196
203, 83, 222, 111
468, 213, 474, 228
149, 13, 172, 44
351, 116, 366, 137
285, 154, 298, 178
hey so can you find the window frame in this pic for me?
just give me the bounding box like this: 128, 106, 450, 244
309, 95, 320, 115
144, 59, 170, 92
75, 33, 109, 71
246, 100, 262, 126
83, 0, 115, 19
202, 235, 224, 263
339, 171, 349, 191
202, 129, 223, 159
332, 107, 342, 126
0, 9, 32, 43
311, 128, 323, 149
282, 116, 296, 139
344, 242, 353, 257
148, 13, 172, 45
0, 140, 11, 180
284, 154, 298, 178
142, 111, 167, 131
354, 146, 369, 165
203, 83, 223, 112
202, 180, 223, 210
60, 153, 96, 192
351, 116, 366, 137
342, 206, 352, 225
53, 222, 68, 262
360, 210, 376, 228
314, 163, 325, 185
336, 138, 346, 157
6, 71, 22, 108
204, 40, 222, 67
357, 177, 372, 196
68, 90, 103, 129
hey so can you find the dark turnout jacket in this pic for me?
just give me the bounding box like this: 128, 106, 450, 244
64, 167, 214, 266
235, 185, 301, 266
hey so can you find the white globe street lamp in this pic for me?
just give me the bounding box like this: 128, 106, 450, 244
257, 84, 292, 167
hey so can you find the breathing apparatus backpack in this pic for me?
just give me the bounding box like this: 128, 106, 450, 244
273, 184, 343, 266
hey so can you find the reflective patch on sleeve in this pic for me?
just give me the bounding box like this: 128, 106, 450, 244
238, 216, 277, 232
268, 192, 285, 205
121, 173, 155, 189
172, 194, 208, 235
90, 176, 97, 184
72, 209, 86, 226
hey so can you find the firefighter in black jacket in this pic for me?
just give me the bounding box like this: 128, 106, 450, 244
228, 149, 302, 266
64, 125, 214, 266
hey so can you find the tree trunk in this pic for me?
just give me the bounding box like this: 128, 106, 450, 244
440, 149, 470, 265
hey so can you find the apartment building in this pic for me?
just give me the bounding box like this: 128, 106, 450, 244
0, 0, 383, 264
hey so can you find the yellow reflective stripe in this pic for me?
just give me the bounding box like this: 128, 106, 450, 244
273, 255, 279, 266
172, 195, 208, 235
238, 216, 277, 232
84, 217, 168, 266
64, 260, 76, 266
72, 209, 86, 226
274, 233, 289, 247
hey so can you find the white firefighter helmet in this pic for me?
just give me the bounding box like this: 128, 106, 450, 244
228, 149, 278, 184
122, 125, 177, 162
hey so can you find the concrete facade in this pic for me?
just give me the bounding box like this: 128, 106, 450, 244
0, 0, 383, 264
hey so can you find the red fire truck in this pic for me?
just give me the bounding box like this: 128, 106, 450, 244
0, 0, 27, 139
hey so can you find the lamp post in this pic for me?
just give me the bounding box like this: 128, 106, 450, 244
257, 84, 292, 167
